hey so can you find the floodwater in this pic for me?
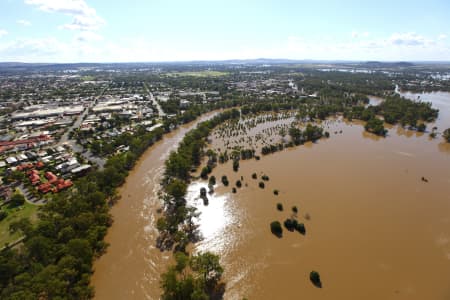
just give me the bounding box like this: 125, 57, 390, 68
186, 92, 450, 299
91, 112, 219, 300
93, 92, 450, 300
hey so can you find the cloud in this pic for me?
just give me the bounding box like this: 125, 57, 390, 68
25, 0, 105, 31
1, 31, 449, 63
438, 34, 447, 40
0, 29, 7, 38
25, 0, 94, 16
17, 19, 32, 26
61, 14, 104, 31
75, 31, 103, 42
388, 32, 428, 46
0, 37, 63, 59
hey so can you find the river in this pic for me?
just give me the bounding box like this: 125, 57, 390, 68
91, 112, 218, 300
93, 92, 450, 300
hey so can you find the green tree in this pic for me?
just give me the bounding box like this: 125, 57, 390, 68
166, 179, 187, 200
365, 117, 387, 136
310, 271, 322, 288
270, 221, 283, 237
190, 252, 223, 288
9, 193, 25, 207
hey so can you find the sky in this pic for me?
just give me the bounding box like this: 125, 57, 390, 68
0, 0, 449, 62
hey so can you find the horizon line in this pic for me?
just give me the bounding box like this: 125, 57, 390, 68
1, 58, 450, 65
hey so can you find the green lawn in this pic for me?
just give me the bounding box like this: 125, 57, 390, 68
166, 70, 228, 77
0, 202, 39, 248
81, 75, 96, 81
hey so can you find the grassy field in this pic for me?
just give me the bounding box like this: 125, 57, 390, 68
81, 75, 96, 81
166, 70, 228, 77
0, 202, 39, 248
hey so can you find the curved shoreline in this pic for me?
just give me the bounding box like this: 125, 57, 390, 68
91, 111, 219, 300
91, 91, 450, 299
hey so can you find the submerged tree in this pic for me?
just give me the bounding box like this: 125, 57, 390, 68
365, 117, 387, 136
161, 252, 224, 299
444, 128, 450, 143
310, 271, 322, 288
232, 159, 239, 172
221, 175, 229, 186
270, 221, 283, 237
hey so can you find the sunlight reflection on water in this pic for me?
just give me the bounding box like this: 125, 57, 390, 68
186, 181, 234, 254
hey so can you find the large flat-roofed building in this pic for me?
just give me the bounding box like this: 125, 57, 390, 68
11, 106, 84, 120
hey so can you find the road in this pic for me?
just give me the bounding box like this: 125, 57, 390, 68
144, 82, 165, 117
18, 184, 46, 205
58, 103, 91, 146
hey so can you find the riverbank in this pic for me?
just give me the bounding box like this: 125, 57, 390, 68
91, 111, 220, 300
92, 91, 450, 299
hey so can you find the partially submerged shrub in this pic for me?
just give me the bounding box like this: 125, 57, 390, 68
270, 221, 283, 237
276, 203, 283, 211
310, 271, 322, 288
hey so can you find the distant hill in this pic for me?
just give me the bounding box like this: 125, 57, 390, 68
361, 61, 415, 68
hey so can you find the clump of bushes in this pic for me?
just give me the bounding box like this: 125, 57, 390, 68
417, 123, 426, 132
283, 218, 306, 234
259, 182, 265, 189
270, 221, 283, 237
261, 175, 269, 181
276, 203, 283, 211
273, 189, 279, 195
236, 180, 242, 188
284, 218, 296, 232
232, 188, 237, 193
292, 206, 298, 213
208, 175, 216, 186
365, 117, 387, 136
252, 173, 257, 179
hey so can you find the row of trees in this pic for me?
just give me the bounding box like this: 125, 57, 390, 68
0, 113, 171, 299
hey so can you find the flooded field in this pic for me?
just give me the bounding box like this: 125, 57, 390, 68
93, 92, 450, 300
187, 92, 450, 299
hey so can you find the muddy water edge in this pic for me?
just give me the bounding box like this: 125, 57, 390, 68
91, 111, 219, 300
92, 92, 450, 300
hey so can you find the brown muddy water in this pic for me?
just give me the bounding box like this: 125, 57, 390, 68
93, 92, 450, 300
91, 112, 219, 300
188, 92, 450, 300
